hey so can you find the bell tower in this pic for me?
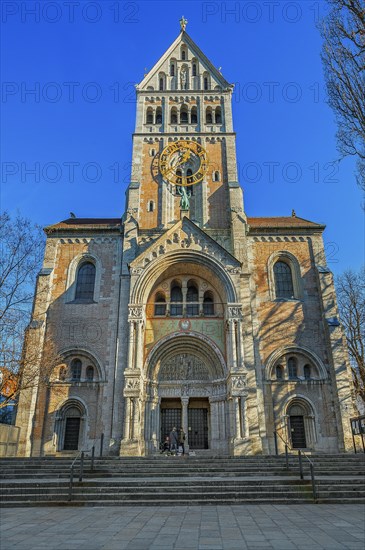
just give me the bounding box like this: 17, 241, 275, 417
126, 18, 247, 261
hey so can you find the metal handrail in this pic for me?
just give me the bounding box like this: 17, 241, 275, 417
273, 429, 317, 502
68, 447, 93, 501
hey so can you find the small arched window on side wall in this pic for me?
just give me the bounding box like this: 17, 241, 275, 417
147, 200, 154, 213
159, 78, 164, 91
59, 366, 67, 381
75, 262, 96, 302
170, 63, 175, 76
303, 364, 311, 380
213, 170, 220, 182
276, 365, 284, 380
274, 261, 294, 299
154, 293, 166, 316
288, 357, 298, 379
71, 358, 82, 381
203, 290, 214, 316
204, 77, 208, 91
192, 63, 197, 76
86, 366, 94, 381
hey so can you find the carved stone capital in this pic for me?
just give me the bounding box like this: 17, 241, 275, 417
229, 374, 247, 396
128, 304, 144, 320
227, 304, 243, 320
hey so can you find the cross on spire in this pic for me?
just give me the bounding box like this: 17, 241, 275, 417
180, 16, 188, 32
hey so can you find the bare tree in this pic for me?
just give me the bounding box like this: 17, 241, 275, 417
0, 212, 60, 411
336, 267, 365, 407
320, 0, 365, 193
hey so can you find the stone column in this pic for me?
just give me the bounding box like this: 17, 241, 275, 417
181, 397, 189, 451
209, 396, 221, 452
234, 397, 242, 439
219, 400, 226, 440
124, 398, 131, 440
127, 321, 135, 370
135, 320, 144, 370
236, 320, 244, 369
230, 320, 237, 370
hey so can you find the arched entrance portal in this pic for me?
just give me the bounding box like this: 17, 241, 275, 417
144, 333, 228, 455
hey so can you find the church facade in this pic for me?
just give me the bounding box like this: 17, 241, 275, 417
16, 22, 355, 457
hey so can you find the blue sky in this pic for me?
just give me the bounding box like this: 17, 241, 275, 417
1, 0, 364, 275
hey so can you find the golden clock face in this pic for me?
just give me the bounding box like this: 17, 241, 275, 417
159, 140, 209, 186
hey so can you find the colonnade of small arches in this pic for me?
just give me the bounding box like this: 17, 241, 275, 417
148, 276, 223, 318
145, 104, 223, 126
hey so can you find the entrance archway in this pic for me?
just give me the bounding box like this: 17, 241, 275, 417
144, 333, 228, 455
286, 398, 316, 450
55, 399, 86, 452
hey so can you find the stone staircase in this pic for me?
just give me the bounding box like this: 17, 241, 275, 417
1, 454, 364, 506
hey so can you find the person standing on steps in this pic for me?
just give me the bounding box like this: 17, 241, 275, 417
169, 427, 178, 454
179, 427, 186, 455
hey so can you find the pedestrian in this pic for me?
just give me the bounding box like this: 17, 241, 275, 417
169, 427, 178, 454
179, 427, 186, 455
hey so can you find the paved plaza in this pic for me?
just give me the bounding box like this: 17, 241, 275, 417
1, 504, 364, 550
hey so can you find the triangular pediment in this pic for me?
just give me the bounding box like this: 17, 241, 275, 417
129, 217, 241, 274
137, 31, 232, 92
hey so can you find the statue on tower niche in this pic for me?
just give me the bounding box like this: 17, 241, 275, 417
177, 186, 191, 211
180, 67, 187, 90
179, 16, 188, 31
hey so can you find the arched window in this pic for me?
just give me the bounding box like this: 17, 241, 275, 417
204, 77, 208, 90
288, 357, 297, 379
75, 262, 95, 302
146, 107, 153, 124
155, 107, 162, 124
159, 78, 164, 91
215, 106, 222, 124
170, 107, 178, 124
86, 366, 94, 381
147, 200, 154, 212
149, 148, 156, 157
274, 261, 294, 299
71, 358, 82, 381
170, 283, 183, 316
180, 105, 188, 124
186, 168, 193, 186
213, 171, 220, 182
154, 293, 166, 316
181, 49, 186, 60
170, 63, 175, 76
59, 366, 67, 381
192, 63, 197, 76
276, 365, 283, 380
304, 364, 311, 380
203, 291, 214, 316
206, 108, 213, 124
191, 106, 198, 124
186, 282, 199, 316
175, 169, 182, 187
